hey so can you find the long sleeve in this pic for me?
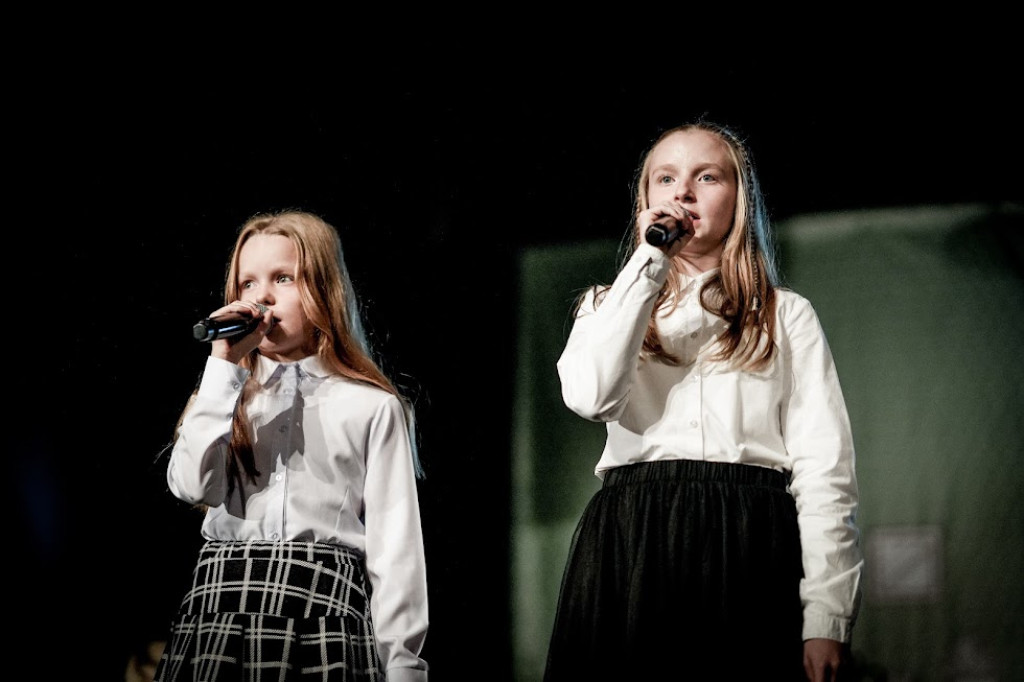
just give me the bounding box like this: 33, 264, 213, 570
166, 354, 430, 677
779, 296, 863, 642
363, 397, 430, 682
555, 242, 863, 641
166, 356, 249, 507
557, 243, 673, 422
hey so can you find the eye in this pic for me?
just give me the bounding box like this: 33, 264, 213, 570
277, 274, 295, 284
240, 280, 255, 290
654, 173, 674, 185
698, 172, 717, 183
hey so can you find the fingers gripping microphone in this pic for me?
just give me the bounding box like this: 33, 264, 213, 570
645, 209, 692, 247
193, 304, 269, 342
645, 219, 680, 246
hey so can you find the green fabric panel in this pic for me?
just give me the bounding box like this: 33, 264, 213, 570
511, 240, 617, 680
512, 203, 1024, 680
776, 202, 1024, 680
513, 240, 619, 522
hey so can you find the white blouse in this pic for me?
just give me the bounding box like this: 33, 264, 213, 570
167, 353, 429, 681
557, 242, 863, 642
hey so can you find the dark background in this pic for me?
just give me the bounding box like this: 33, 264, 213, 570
13, 41, 1020, 677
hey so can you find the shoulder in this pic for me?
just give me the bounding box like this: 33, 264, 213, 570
772, 288, 837, 356
773, 287, 828, 336
774, 286, 813, 308
775, 287, 820, 320
324, 375, 403, 412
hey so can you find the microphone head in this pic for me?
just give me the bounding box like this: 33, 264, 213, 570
645, 223, 676, 246
193, 321, 213, 341
645, 212, 689, 247
192, 303, 269, 342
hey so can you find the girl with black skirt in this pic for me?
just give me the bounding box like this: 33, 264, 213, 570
544, 121, 862, 681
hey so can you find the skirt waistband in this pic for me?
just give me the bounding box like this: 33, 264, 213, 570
179, 540, 369, 619
197, 540, 363, 564
603, 459, 788, 489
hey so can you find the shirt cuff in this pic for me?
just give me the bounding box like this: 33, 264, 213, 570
633, 242, 673, 282
197, 355, 249, 399
385, 667, 428, 682
802, 608, 854, 643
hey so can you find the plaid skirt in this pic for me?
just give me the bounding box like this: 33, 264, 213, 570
544, 459, 805, 681
153, 540, 383, 682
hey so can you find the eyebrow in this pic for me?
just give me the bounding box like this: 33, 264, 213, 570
650, 162, 728, 176
237, 263, 297, 280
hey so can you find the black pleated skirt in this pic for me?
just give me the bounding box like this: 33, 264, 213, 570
154, 540, 383, 682
544, 459, 805, 681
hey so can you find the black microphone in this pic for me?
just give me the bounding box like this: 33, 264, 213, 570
645, 219, 680, 246
193, 304, 269, 342
645, 209, 692, 247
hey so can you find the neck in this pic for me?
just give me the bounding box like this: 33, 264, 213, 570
673, 253, 722, 278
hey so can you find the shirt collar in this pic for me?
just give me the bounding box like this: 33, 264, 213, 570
681, 266, 721, 290
253, 353, 332, 386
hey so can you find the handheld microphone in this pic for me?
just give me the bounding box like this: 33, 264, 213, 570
193, 304, 269, 342
645, 219, 680, 246
645, 209, 692, 247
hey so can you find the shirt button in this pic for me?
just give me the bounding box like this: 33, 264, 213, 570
279, 425, 288, 433
690, 332, 698, 338
231, 382, 241, 390
690, 420, 698, 428
275, 473, 283, 482
270, 532, 280, 540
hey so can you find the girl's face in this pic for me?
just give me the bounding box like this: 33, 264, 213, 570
237, 233, 316, 362
646, 128, 737, 259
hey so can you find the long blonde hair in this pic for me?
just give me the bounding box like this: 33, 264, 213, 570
606, 120, 780, 371
180, 210, 422, 495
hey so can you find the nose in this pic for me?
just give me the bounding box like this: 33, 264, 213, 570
674, 178, 695, 203
244, 283, 275, 307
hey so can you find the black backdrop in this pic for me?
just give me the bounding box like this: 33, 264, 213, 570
12, 42, 1020, 678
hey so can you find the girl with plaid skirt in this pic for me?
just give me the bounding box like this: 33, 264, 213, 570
544, 121, 863, 681
155, 210, 428, 681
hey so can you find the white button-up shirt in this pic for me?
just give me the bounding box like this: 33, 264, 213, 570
557, 242, 863, 642
167, 353, 428, 681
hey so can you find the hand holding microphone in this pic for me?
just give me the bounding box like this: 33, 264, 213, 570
193, 303, 272, 342
645, 207, 693, 247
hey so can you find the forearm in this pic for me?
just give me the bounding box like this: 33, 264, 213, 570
557, 244, 670, 420
166, 356, 248, 505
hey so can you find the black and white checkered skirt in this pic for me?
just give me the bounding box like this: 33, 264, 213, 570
154, 540, 383, 681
